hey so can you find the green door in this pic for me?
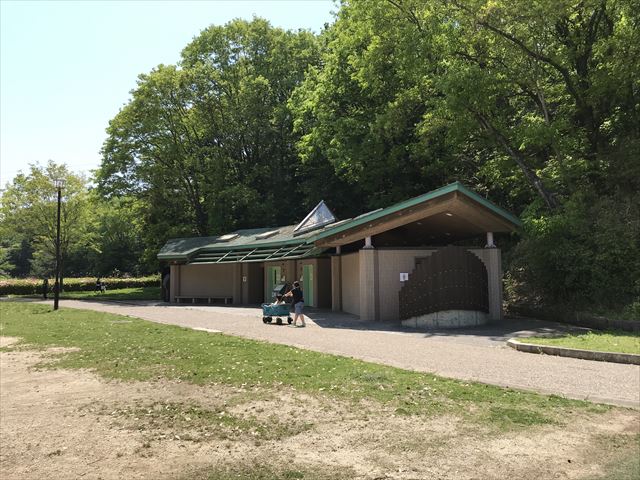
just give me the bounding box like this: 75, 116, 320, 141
266, 266, 281, 302
303, 264, 314, 307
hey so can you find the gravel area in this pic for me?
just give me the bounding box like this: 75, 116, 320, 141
33, 300, 640, 408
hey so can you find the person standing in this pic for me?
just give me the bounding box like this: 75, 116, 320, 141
285, 281, 306, 327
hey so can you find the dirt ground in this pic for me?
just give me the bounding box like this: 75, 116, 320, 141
1, 336, 638, 480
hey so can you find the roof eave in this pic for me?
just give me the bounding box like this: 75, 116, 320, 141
309, 182, 521, 244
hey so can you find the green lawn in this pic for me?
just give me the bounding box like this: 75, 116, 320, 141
60, 286, 161, 301
0, 302, 608, 431
10, 286, 162, 301
522, 330, 640, 355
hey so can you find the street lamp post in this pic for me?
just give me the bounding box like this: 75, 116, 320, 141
53, 179, 65, 310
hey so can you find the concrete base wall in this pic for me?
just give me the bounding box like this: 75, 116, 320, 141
402, 309, 489, 329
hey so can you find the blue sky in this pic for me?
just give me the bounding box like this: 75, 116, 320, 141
0, 0, 336, 187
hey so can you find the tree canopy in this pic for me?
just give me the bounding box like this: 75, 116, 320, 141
0, 161, 94, 278
2, 7, 638, 314
97, 19, 322, 261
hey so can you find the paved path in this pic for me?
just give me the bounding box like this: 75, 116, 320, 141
36, 300, 640, 407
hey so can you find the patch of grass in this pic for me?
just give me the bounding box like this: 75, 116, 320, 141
61, 286, 161, 301
586, 434, 640, 480
485, 406, 557, 429
0, 302, 609, 430
9, 286, 162, 301
523, 330, 640, 354
186, 462, 357, 480
99, 400, 312, 442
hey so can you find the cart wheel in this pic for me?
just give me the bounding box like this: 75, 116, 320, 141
262, 317, 268, 324
276, 317, 283, 325
287, 317, 293, 325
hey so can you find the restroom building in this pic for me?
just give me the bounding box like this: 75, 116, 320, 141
158, 182, 521, 327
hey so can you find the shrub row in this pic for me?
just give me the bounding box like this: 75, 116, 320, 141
0, 276, 160, 296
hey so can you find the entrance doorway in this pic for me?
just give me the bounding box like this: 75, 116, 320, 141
266, 266, 281, 302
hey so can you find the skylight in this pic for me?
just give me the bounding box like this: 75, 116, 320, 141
294, 200, 336, 235
217, 233, 239, 242
255, 229, 279, 240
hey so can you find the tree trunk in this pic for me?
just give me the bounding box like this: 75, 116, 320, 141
475, 112, 560, 210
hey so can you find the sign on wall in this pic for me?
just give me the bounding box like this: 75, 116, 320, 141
400, 272, 409, 282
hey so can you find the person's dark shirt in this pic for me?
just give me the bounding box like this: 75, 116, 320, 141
291, 286, 304, 304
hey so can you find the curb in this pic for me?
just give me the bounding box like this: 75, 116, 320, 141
507, 339, 640, 365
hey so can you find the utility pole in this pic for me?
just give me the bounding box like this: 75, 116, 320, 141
53, 179, 64, 310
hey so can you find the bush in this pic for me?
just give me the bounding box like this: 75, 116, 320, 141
0, 276, 160, 296
507, 190, 640, 313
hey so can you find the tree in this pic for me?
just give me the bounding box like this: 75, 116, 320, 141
97, 19, 321, 253
89, 196, 146, 276
291, 0, 639, 309
0, 161, 95, 282
386, 0, 640, 206
290, 0, 464, 214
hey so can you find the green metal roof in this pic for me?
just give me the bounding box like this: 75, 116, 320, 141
188, 243, 325, 264
158, 224, 325, 261
308, 182, 522, 242
158, 182, 521, 262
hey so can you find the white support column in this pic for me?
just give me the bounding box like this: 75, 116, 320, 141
336, 245, 341, 255
364, 236, 373, 249
485, 231, 495, 248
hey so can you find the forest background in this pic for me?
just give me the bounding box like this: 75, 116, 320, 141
1, 0, 638, 318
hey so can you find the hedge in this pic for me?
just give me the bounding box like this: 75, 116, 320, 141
0, 276, 160, 296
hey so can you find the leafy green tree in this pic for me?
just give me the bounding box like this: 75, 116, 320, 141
510, 190, 640, 309
89, 196, 147, 276
291, 0, 463, 214
389, 0, 639, 205
291, 0, 639, 310
0, 245, 13, 278
97, 19, 321, 252
0, 161, 96, 282
92, 5, 639, 313
293, 0, 639, 211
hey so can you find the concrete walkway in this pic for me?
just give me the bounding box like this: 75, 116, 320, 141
31, 300, 640, 407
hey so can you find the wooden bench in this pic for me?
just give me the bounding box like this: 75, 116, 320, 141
174, 296, 233, 305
